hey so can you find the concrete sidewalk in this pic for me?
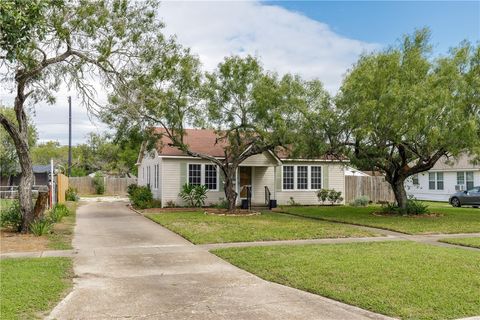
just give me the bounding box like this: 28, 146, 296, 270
47, 201, 394, 320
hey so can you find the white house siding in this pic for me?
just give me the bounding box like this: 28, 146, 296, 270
275, 161, 345, 205
241, 152, 279, 167
137, 152, 162, 200
161, 158, 226, 207
251, 166, 275, 205
406, 170, 480, 201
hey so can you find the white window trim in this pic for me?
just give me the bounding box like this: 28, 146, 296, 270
187, 163, 219, 192
282, 165, 323, 191
429, 172, 444, 190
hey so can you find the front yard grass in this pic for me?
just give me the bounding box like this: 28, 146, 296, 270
440, 237, 480, 249
212, 241, 480, 320
146, 211, 378, 244
0, 257, 73, 319
280, 203, 480, 234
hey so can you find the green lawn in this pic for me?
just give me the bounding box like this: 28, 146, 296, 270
0, 257, 73, 319
47, 202, 77, 250
440, 237, 480, 249
280, 203, 480, 234
213, 241, 480, 320
146, 211, 378, 244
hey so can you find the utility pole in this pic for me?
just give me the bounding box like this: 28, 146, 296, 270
68, 96, 72, 176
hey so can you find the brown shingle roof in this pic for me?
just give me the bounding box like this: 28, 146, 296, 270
153, 128, 345, 161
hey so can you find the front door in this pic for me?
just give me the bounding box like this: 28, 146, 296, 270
239, 167, 252, 198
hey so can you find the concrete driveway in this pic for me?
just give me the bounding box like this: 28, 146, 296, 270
48, 201, 394, 320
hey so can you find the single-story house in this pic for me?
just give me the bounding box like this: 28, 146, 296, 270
405, 154, 480, 201
136, 129, 347, 207
0, 164, 52, 187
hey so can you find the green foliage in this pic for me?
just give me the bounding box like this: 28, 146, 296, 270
127, 183, 138, 197
351, 196, 370, 207
327, 190, 343, 205
29, 218, 53, 236
49, 203, 70, 222
92, 173, 105, 195
317, 189, 330, 204
179, 183, 208, 207
0, 200, 22, 231
382, 197, 430, 215
212, 198, 228, 209
65, 187, 78, 201
129, 185, 153, 209
165, 200, 177, 208
0, 106, 37, 177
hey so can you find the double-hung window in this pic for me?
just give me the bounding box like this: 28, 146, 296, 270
188, 164, 218, 190
147, 166, 151, 186
412, 174, 419, 186
429, 172, 444, 190
153, 164, 159, 189
282, 165, 323, 190
457, 171, 474, 190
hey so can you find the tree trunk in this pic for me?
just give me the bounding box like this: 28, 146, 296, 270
223, 168, 237, 212
18, 145, 34, 233
390, 178, 408, 210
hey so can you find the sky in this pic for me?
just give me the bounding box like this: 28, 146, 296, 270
1, 0, 478, 145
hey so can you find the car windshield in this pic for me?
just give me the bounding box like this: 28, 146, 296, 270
467, 187, 480, 193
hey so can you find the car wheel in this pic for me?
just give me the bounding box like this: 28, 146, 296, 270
451, 197, 461, 207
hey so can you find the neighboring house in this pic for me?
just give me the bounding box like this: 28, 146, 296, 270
0, 165, 52, 187
136, 129, 346, 207
405, 154, 480, 201
345, 166, 370, 176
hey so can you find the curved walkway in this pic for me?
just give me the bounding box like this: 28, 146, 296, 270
46, 201, 394, 320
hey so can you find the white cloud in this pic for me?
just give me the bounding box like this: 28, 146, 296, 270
2, 1, 377, 145
158, 1, 378, 92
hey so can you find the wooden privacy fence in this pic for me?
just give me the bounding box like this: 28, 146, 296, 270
57, 173, 69, 203
345, 176, 395, 204
69, 176, 137, 195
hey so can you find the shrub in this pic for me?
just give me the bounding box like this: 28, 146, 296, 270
382, 196, 429, 215
179, 183, 208, 207
351, 196, 370, 207
65, 187, 79, 201
317, 189, 329, 204
49, 204, 70, 222
127, 184, 138, 197
327, 190, 343, 205
29, 218, 53, 236
0, 201, 22, 232
130, 186, 153, 209
93, 173, 105, 195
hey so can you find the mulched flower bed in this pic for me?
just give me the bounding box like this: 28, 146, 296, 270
372, 212, 443, 218
203, 208, 261, 216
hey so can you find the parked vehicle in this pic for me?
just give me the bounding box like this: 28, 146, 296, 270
449, 186, 480, 207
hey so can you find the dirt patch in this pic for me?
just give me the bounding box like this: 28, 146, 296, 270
0, 229, 49, 253
140, 207, 204, 213
372, 212, 443, 218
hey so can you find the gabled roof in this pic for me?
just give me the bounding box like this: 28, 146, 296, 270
150, 128, 344, 161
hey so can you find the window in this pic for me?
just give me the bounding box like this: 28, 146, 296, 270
188, 164, 201, 186
188, 164, 218, 190
297, 166, 308, 189
283, 166, 294, 190
147, 166, 151, 186
153, 164, 159, 189
429, 172, 443, 190
412, 174, 419, 186
204, 165, 218, 190
459, 171, 475, 190
283, 165, 323, 191
310, 166, 322, 189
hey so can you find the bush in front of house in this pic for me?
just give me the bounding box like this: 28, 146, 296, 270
382, 196, 429, 215
317, 189, 343, 205
65, 187, 79, 201
93, 173, 105, 194
179, 183, 208, 207
129, 185, 154, 209
49, 204, 70, 223
351, 196, 370, 207
0, 200, 22, 232
127, 184, 138, 197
